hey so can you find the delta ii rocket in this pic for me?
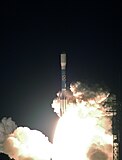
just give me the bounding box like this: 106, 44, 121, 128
60, 53, 67, 117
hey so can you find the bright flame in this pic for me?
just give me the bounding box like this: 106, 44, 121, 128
3, 127, 52, 160
0, 82, 115, 160
52, 82, 113, 160
52, 106, 113, 160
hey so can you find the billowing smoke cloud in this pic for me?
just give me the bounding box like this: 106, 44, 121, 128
52, 81, 114, 160
52, 81, 111, 116
0, 81, 115, 160
0, 117, 17, 153
0, 118, 52, 160
87, 143, 113, 160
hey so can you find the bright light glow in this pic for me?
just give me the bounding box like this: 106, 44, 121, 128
52, 105, 113, 160
52, 82, 113, 160
3, 127, 52, 160
0, 82, 114, 160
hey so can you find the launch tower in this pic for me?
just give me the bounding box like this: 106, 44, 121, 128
105, 95, 120, 160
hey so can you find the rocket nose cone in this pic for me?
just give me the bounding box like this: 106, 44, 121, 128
61, 54, 66, 64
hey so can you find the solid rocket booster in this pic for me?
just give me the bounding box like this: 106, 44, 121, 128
60, 53, 67, 116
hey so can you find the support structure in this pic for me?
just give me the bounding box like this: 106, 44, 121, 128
105, 95, 120, 160
112, 109, 119, 160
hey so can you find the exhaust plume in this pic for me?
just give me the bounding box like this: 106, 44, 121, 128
52, 81, 114, 160
0, 118, 52, 160
0, 81, 116, 160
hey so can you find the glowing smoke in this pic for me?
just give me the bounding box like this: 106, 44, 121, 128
0, 81, 115, 160
52, 81, 114, 160
0, 117, 17, 153
0, 118, 52, 160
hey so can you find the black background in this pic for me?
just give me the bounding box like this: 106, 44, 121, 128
0, 0, 121, 159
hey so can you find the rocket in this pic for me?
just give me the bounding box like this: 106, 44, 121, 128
60, 52, 67, 116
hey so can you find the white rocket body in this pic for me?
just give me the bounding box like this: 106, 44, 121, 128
60, 53, 67, 116
61, 54, 66, 70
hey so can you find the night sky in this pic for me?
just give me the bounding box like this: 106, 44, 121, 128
0, 0, 122, 159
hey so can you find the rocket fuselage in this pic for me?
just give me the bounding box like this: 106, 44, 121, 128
61, 53, 66, 91
61, 69, 66, 91
60, 53, 67, 116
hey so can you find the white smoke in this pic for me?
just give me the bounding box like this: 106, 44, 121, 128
0, 118, 52, 160
52, 81, 114, 160
0, 117, 17, 153
0, 81, 116, 160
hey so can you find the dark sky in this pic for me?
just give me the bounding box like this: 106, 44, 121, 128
0, 0, 122, 159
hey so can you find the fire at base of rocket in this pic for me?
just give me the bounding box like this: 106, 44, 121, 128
0, 53, 118, 160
